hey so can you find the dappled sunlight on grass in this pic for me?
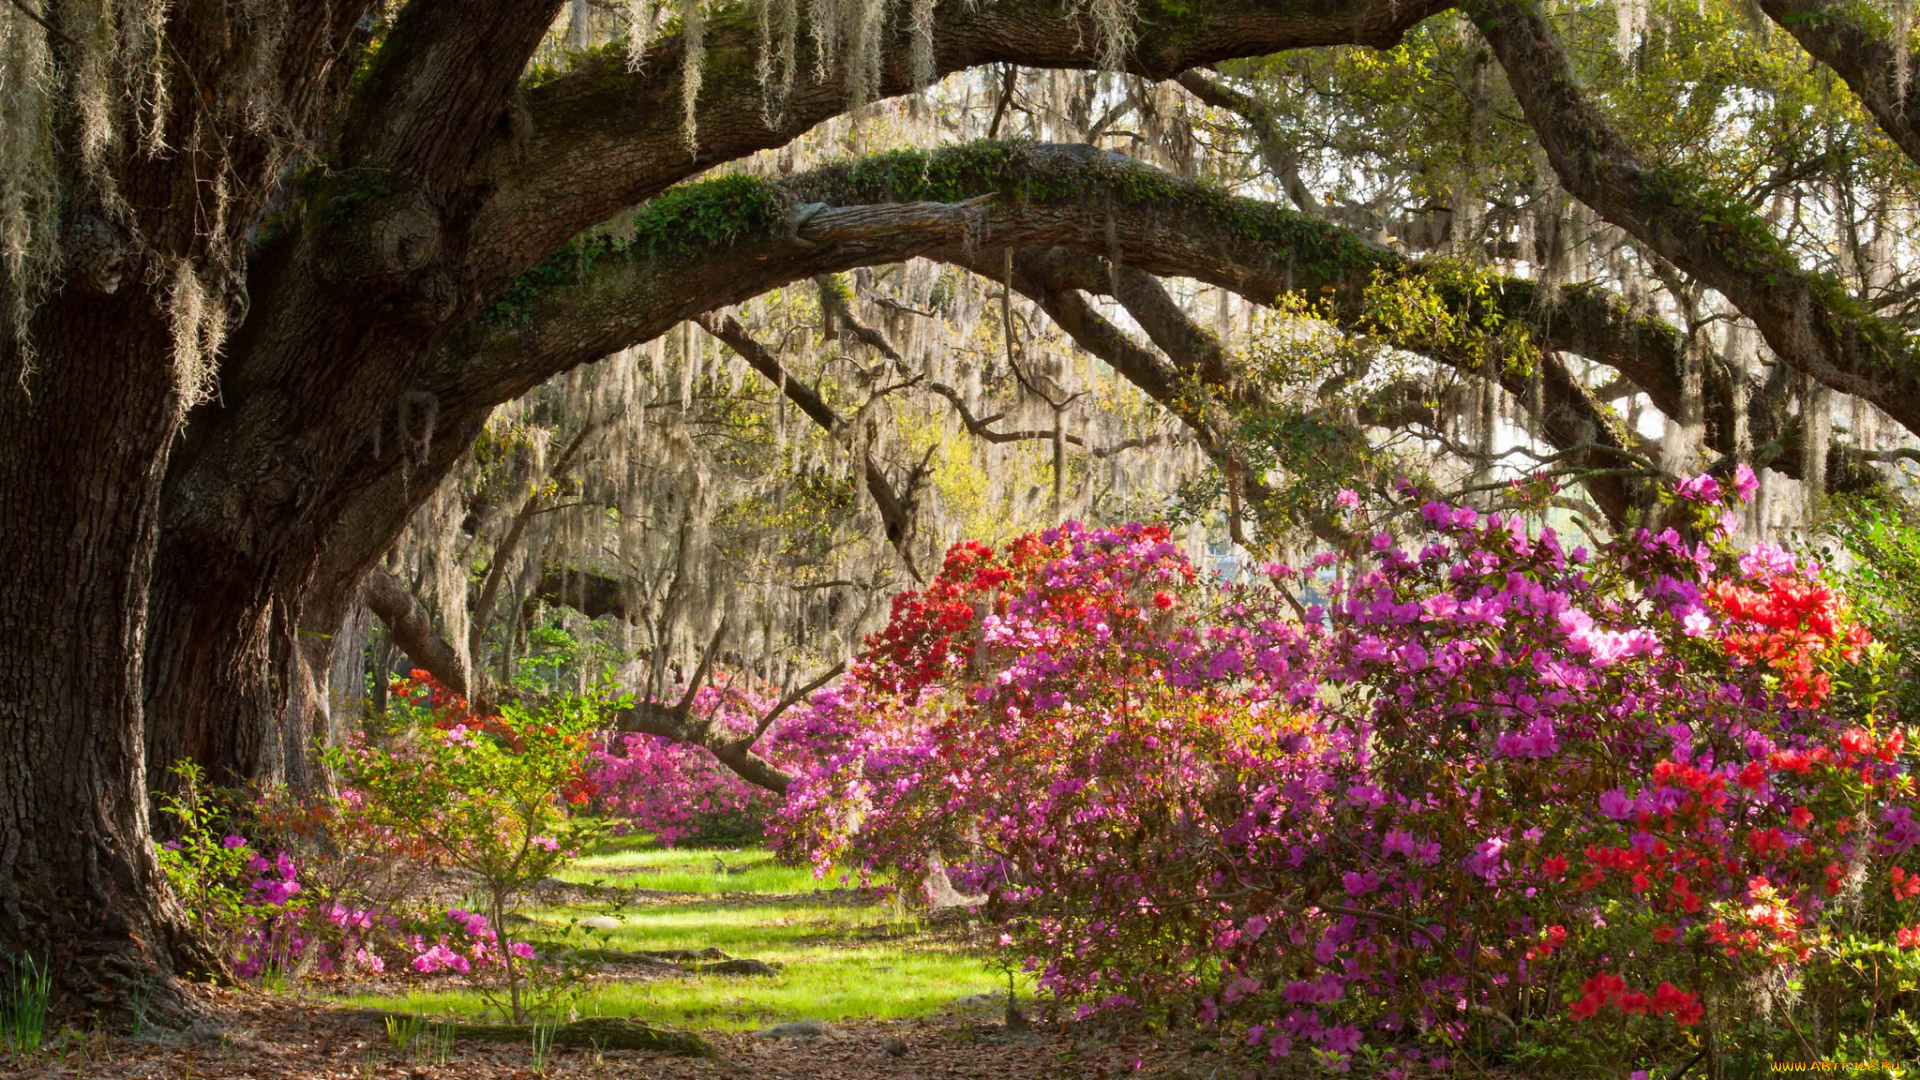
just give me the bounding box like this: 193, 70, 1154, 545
563, 837, 875, 912
572, 944, 1008, 1031
337, 839, 1012, 1032
540, 896, 915, 954
556, 843, 876, 895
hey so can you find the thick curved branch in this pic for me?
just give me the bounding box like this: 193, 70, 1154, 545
1466, 0, 1920, 444
364, 568, 473, 703
441, 144, 1689, 421
470, 0, 1449, 289
1757, 0, 1920, 171
354, 140, 1701, 582
613, 702, 794, 794
336, 0, 561, 195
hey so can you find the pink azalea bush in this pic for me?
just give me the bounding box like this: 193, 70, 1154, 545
156, 763, 405, 982
773, 473, 1920, 1071
162, 676, 617, 1012
587, 677, 786, 846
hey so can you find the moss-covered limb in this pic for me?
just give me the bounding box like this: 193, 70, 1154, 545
469, 0, 1448, 291
420, 139, 1868, 564
474, 141, 1498, 340
1467, 0, 1920, 443
446, 141, 1737, 504
1757, 0, 1920, 171
355, 1011, 711, 1055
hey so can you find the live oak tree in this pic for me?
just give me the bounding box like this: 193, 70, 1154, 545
7, 0, 1920, 1019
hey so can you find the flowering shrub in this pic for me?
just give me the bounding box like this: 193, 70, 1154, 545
157, 762, 303, 981
588, 676, 785, 846
156, 763, 401, 983
328, 673, 609, 1021
773, 477, 1920, 1071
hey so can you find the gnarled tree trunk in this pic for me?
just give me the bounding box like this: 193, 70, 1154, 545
0, 298, 216, 1020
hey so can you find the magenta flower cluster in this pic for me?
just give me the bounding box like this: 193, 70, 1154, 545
587, 679, 790, 845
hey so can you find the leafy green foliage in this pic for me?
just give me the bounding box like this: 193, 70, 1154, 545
1830, 499, 1920, 720
0, 954, 49, 1057
329, 679, 614, 1021
154, 762, 275, 951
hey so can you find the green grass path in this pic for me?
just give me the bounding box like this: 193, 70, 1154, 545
338, 842, 1019, 1032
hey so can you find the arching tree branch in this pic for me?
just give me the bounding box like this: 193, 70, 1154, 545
1465, 0, 1920, 444
426, 142, 1876, 531
468, 0, 1451, 292
1756, 0, 1920, 171
612, 701, 795, 794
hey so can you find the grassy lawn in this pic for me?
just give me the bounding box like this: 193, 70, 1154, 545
338, 840, 1019, 1032
554, 843, 855, 895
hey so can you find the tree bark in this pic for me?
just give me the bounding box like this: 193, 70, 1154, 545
141, 0, 565, 798
0, 297, 218, 1020
613, 703, 795, 795
0, 0, 368, 1016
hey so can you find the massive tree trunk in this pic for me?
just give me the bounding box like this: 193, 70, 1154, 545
0, 0, 367, 1014
0, 294, 217, 1018
141, 0, 567, 797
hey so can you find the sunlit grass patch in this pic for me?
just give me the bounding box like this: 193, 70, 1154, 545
344, 940, 1009, 1032
553, 897, 916, 952
575, 943, 1008, 1031
338, 840, 1013, 1032
557, 844, 868, 895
